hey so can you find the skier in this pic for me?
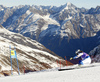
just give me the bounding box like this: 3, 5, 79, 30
70, 49, 91, 65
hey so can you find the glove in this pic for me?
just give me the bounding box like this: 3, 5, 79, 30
70, 57, 73, 60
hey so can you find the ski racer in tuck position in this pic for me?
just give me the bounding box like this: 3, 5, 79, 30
70, 49, 91, 65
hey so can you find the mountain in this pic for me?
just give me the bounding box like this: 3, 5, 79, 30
0, 25, 69, 76
87, 6, 100, 14
89, 44, 100, 63
89, 33, 100, 63
0, 3, 100, 58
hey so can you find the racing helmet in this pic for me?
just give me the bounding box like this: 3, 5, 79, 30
75, 49, 81, 55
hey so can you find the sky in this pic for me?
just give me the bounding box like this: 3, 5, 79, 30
0, 0, 100, 9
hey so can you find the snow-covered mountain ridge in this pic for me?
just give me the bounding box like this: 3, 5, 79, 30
0, 25, 68, 76
0, 2, 100, 58
0, 2, 90, 39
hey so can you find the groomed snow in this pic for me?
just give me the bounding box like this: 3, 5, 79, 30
0, 63, 100, 82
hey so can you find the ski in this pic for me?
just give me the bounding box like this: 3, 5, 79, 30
58, 63, 99, 71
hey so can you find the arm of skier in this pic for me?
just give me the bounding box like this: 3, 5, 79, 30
73, 53, 83, 59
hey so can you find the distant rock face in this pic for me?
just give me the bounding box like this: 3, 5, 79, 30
0, 3, 100, 58
89, 45, 100, 63
87, 6, 100, 14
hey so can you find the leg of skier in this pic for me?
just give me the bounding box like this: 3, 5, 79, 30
79, 57, 91, 65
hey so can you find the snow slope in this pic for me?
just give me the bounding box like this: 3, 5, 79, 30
0, 63, 100, 82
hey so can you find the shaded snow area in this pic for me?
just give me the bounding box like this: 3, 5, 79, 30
0, 63, 100, 82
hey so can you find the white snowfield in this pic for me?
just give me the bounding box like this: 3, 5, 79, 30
0, 63, 100, 82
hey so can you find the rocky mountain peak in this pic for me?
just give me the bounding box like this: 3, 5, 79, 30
59, 2, 77, 11
87, 6, 100, 14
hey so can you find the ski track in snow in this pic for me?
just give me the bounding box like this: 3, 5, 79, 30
0, 63, 100, 82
